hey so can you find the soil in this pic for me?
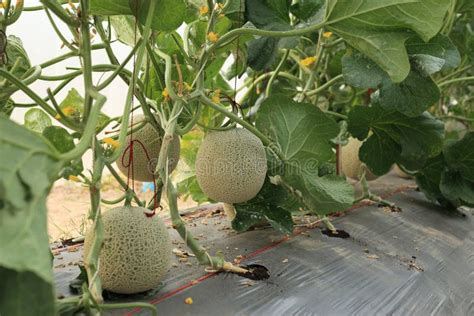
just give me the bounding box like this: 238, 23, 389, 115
321, 229, 351, 239
237, 264, 270, 280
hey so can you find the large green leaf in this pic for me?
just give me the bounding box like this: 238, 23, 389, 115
232, 179, 297, 234
325, 0, 451, 82
440, 170, 474, 207
256, 95, 340, 168
0, 116, 61, 315
443, 132, 474, 181
282, 172, 354, 215
24, 108, 52, 133
406, 34, 461, 72
245, 1, 297, 70
90, 0, 131, 15
132, 0, 186, 32
348, 104, 444, 174
290, 0, 324, 21
342, 51, 441, 117
378, 69, 440, 117
415, 133, 474, 209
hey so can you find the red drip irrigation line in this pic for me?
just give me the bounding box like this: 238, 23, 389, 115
121, 138, 159, 216
122, 185, 415, 315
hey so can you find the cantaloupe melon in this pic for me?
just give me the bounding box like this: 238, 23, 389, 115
116, 115, 180, 182
341, 137, 378, 181
393, 165, 413, 179
195, 128, 267, 203
83, 206, 172, 294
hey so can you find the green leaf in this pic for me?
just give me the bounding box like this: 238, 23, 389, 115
245, 0, 290, 27
443, 132, 474, 181
0, 116, 61, 315
232, 179, 298, 234
290, 0, 324, 21
325, 0, 451, 82
406, 34, 461, 71
109, 15, 136, 47
348, 105, 444, 174
0, 268, 56, 316
416, 154, 456, 209
440, 170, 474, 207
282, 172, 354, 215
245, 1, 296, 71
177, 175, 208, 204
24, 108, 52, 133
378, 69, 440, 117
132, 0, 186, 32
90, 0, 131, 15
59, 89, 109, 129
342, 51, 387, 88
1, 36, 31, 101
256, 95, 340, 167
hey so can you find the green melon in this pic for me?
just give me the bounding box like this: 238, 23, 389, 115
195, 128, 267, 203
341, 137, 378, 181
116, 115, 180, 182
83, 206, 172, 294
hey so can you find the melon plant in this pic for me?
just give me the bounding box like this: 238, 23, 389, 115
195, 128, 267, 204
116, 114, 181, 182
83, 206, 171, 294
0, 0, 473, 314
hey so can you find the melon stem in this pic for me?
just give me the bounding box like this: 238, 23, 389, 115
223, 203, 236, 221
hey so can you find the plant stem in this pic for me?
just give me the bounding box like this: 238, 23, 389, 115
306, 74, 344, 96
265, 49, 289, 97
438, 76, 474, 87
59, 89, 105, 161
102, 1, 156, 163
105, 162, 144, 206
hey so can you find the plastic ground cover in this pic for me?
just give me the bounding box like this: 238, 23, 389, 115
52, 174, 474, 315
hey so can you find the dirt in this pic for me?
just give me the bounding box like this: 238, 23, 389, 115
321, 229, 351, 239
237, 264, 270, 280
46, 175, 198, 242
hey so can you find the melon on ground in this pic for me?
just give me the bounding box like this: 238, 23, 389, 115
116, 115, 180, 182
341, 137, 378, 181
83, 206, 172, 294
195, 128, 267, 203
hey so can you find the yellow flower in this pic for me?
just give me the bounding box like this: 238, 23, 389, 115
207, 32, 219, 43
102, 137, 120, 149
68, 175, 80, 182
55, 114, 61, 119
62, 106, 77, 116
183, 82, 191, 91
211, 89, 221, 103
184, 297, 193, 305
199, 5, 209, 15
300, 56, 317, 67
323, 31, 333, 39
162, 87, 170, 99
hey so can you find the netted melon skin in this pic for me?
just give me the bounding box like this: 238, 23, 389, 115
116, 115, 181, 182
195, 128, 267, 203
341, 137, 378, 181
83, 206, 172, 294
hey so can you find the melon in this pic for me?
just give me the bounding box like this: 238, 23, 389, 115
83, 206, 172, 294
195, 128, 267, 203
116, 115, 180, 182
341, 137, 378, 181
445, 119, 467, 140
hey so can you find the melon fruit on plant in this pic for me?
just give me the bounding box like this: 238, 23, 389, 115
341, 137, 378, 181
116, 114, 181, 182
83, 206, 172, 294
195, 128, 267, 203
445, 119, 467, 140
